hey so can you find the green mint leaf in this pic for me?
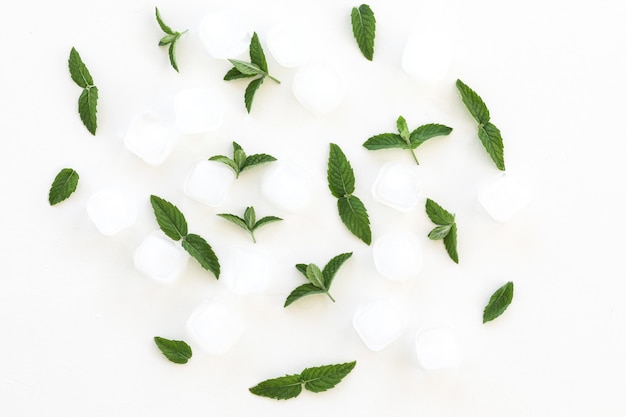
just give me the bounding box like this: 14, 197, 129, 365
249, 374, 303, 400
327, 143, 355, 198
217, 213, 249, 233
182, 233, 220, 278
253, 216, 283, 230
228, 59, 264, 76
443, 223, 458, 263
219, 207, 281, 243
301, 361, 356, 393
234, 148, 247, 172
208, 155, 239, 175
209, 142, 275, 178
241, 153, 277, 172
224, 67, 255, 81
155, 8, 186, 72
244, 76, 265, 113
428, 224, 451, 240
397, 116, 410, 142
295, 264, 308, 276
284, 284, 327, 307
409, 123, 453, 148
243, 206, 256, 229
68, 47, 94, 88
362, 133, 407, 150
456, 79, 490, 125
483, 281, 514, 323
155, 7, 175, 35
49, 168, 79, 205
478, 122, 505, 171
305, 264, 326, 289
150, 195, 188, 241
77, 86, 98, 135
154, 336, 192, 364
338, 195, 371, 245
425, 198, 455, 225
351, 4, 376, 60
159, 34, 177, 46
322, 252, 352, 289
168, 41, 179, 72
249, 32, 268, 73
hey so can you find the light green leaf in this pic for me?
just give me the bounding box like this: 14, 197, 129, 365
182, 233, 220, 278
159, 34, 177, 46
409, 123, 453, 148
456, 79, 490, 125
249, 32, 268, 73
243, 206, 256, 229
49, 168, 79, 205
301, 361, 356, 393
443, 223, 458, 263
228, 59, 264, 76
68, 47, 93, 88
351, 4, 376, 60
397, 116, 410, 142
155, 7, 175, 35
234, 148, 247, 173
425, 198, 455, 226
149, 195, 188, 241
478, 122, 505, 171
284, 283, 327, 307
154, 336, 192, 364
241, 153, 277, 172
78, 86, 98, 135
428, 224, 451, 240
249, 374, 303, 400
224, 67, 255, 81
305, 264, 325, 289
338, 195, 371, 245
244, 76, 265, 113
322, 252, 352, 289
483, 281, 514, 323
327, 143, 356, 198
362, 133, 407, 150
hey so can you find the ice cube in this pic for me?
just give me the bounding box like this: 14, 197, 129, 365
266, 23, 311, 68
402, 30, 452, 83
371, 162, 423, 212
198, 10, 252, 59
353, 299, 407, 351
124, 112, 178, 165
86, 188, 138, 236
174, 88, 223, 135
222, 246, 271, 295
478, 173, 531, 222
292, 64, 345, 115
184, 160, 235, 207
372, 231, 423, 282
134, 230, 189, 283
415, 327, 460, 370
185, 300, 244, 354
261, 162, 313, 212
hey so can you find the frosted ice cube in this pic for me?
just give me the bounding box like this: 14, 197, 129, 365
184, 160, 235, 207
261, 162, 312, 212
402, 30, 452, 83
478, 173, 531, 222
86, 188, 137, 236
185, 300, 244, 354
415, 327, 460, 370
372, 231, 423, 282
353, 299, 407, 351
266, 23, 311, 67
198, 10, 252, 59
174, 88, 223, 135
222, 246, 271, 295
124, 112, 178, 165
371, 162, 423, 212
134, 231, 189, 283
292, 64, 345, 115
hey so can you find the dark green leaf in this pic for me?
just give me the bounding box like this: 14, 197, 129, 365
241, 154, 277, 172
284, 283, 326, 307
208, 155, 238, 175
478, 122, 505, 171
295, 264, 308, 276
351, 4, 376, 60
249, 32, 268, 73
224, 67, 255, 81
182, 234, 220, 278
425, 198, 455, 225
322, 252, 352, 289
154, 336, 192, 364
159, 34, 177, 46
397, 116, 410, 142
305, 264, 325, 289
253, 216, 282, 230
155, 7, 175, 35
78, 86, 98, 135
217, 213, 249, 232
428, 224, 451, 240
244, 76, 265, 113
327, 143, 355, 198
168, 41, 179, 72
443, 223, 458, 263
249, 374, 303, 400
49, 168, 79, 205
301, 361, 356, 393
228, 59, 263, 76
337, 196, 371, 245
456, 79, 490, 125
150, 195, 188, 241
483, 281, 514, 323
68, 47, 93, 88
243, 206, 256, 229
362, 133, 407, 150
409, 123, 453, 148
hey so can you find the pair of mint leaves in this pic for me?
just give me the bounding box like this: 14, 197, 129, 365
68, 48, 98, 135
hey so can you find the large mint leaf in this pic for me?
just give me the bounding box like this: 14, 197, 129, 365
149, 195, 188, 241
351, 4, 376, 60
338, 195, 371, 245
327, 143, 356, 198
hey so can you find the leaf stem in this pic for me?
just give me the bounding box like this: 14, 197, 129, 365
250, 231, 257, 243
267, 74, 281, 84
409, 149, 419, 165
325, 292, 336, 303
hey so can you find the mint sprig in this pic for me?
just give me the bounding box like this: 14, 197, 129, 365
149, 195, 220, 278
327, 144, 371, 245
456, 79, 505, 170
483, 281, 514, 323
49, 168, 79, 205
363, 116, 452, 164
209, 141, 276, 178
217, 206, 282, 243
155, 7, 187, 72
425, 198, 458, 263
224, 32, 280, 113
351, 4, 376, 61
249, 361, 356, 400
68, 47, 98, 135
285, 252, 352, 307
154, 336, 192, 364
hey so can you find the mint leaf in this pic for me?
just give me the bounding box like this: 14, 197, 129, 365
409, 123, 453, 148
295, 264, 308, 276
249, 32, 268, 73
456, 79, 490, 124
301, 361, 356, 393
216, 213, 247, 230
149, 195, 188, 241
228, 59, 264, 76
155, 7, 187, 72
168, 42, 179, 72
68, 47, 93, 89
425, 198, 458, 263
182, 233, 220, 278
217, 206, 282, 243
154, 336, 192, 364
397, 116, 410, 142
427, 224, 451, 240
443, 223, 458, 264
244, 76, 265, 113
243, 206, 256, 229
242, 154, 277, 172
322, 252, 352, 288
209, 142, 276, 178
338, 196, 371, 245
483, 281, 514, 323
224, 67, 255, 81
425, 198, 455, 225
351, 4, 376, 60
284, 284, 327, 307
254, 216, 282, 229
155, 7, 174, 35
362, 133, 407, 150
69, 48, 98, 135
249, 374, 303, 400
327, 143, 355, 198
49, 168, 79, 205
305, 264, 326, 289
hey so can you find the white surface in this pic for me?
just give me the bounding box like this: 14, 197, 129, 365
174, 87, 223, 134
124, 112, 178, 165
478, 172, 531, 222
266, 23, 311, 68
292, 63, 345, 114
261, 162, 314, 212
198, 10, 253, 59
134, 230, 189, 283
3, 0, 626, 416
222, 245, 272, 294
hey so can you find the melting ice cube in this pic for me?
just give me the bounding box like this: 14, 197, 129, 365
184, 160, 235, 207
478, 173, 531, 222
86, 188, 138, 236
222, 246, 272, 295
185, 300, 244, 354
371, 162, 423, 212
261, 162, 313, 212
174, 88, 223, 135
292, 64, 345, 115
198, 10, 252, 59
353, 299, 407, 351
266, 23, 311, 67
372, 231, 423, 282
134, 230, 188, 283
415, 327, 460, 370
124, 112, 178, 165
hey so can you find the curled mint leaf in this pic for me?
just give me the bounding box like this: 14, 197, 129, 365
154, 336, 192, 364
49, 168, 79, 205
483, 281, 514, 323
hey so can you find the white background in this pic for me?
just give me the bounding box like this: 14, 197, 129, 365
2, 0, 626, 415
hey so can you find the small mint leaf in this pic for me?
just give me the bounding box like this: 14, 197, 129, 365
362, 133, 407, 150
249, 32, 268, 73
150, 195, 188, 241
284, 283, 326, 307
228, 59, 264, 76
155, 7, 175, 35
351, 4, 376, 60
243, 206, 256, 229
208, 155, 239, 175
224, 67, 255, 81
241, 153, 277, 172
68, 47, 93, 88
249, 374, 303, 400
217, 213, 249, 233
301, 361, 356, 393
409, 123, 453, 148
159, 34, 177, 46
305, 264, 325, 289
295, 264, 308, 276
182, 233, 220, 278
154, 336, 192, 364
456, 79, 490, 125
78, 86, 98, 135
337, 195, 371, 245
428, 224, 451, 240
443, 223, 458, 263
49, 168, 79, 205
483, 281, 514, 323
327, 143, 355, 198
168, 41, 179, 72
397, 116, 410, 142
253, 216, 282, 230
244, 76, 265, 113
425, 198, 455, 225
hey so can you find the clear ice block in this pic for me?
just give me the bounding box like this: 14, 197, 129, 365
478, 173, 531, 222
185, 300, 245, 355
184, 160, 235, 207
174, 88, 223, 135
372, 231, 423, 282
261, 162, 313, 212
198, 10, 252, 59
415, 327, 460, 370
371, 162, 423, 212
353, 299, 407, 351
124, 112, 178, 165
292, 64, 345, 115
86, 188, 138, 236
134, 230, 189, 283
